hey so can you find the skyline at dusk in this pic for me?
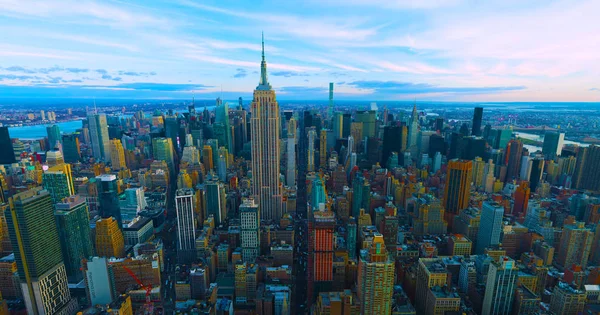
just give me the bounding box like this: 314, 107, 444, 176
1, 0, 599, 101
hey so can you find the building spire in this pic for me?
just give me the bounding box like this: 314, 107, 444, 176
258, 32, 271, 90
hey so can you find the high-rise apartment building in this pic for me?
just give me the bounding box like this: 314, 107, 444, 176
95, 217, 125, 258
443, 159, 472, 227
55, 196, 94, 283
109, 139, 126, 170
413, 194, 447, 235
356, 234, 394, 314
549, 281, 586, 315
250, 35, 283, 221
88, 113, 111, 163
482, 257, 518, 315
240, 198, 259, 263
175, 188, 196, 263
476, 201, 504, 254
5, 188, 78, 315
415, 258, 449, 314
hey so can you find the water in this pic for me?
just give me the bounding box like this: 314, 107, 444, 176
515, 131, 589, 153
8, 120, 83, 140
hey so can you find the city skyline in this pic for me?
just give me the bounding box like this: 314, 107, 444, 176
0, 0, 599, 101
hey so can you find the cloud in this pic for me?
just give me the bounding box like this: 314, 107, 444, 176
103, 82, 213, 91
278, 86, 328, 94
112, 77, 122, 82
117, 71, 158, 76
3, 66, 36, 74
346, 80, 526, 94
65, 67, 88, 73
101, 74, 113, 80
271, 71, 309, 77
96, 69, 108, 74
233, 68, 247, 78
590, 88, 600, 92
0, 74, 41, 81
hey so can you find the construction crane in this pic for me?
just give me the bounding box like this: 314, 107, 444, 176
122, 265, 154, 314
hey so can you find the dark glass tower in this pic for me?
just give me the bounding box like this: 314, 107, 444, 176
472, 107, 483, 136
0, 127, 16, 164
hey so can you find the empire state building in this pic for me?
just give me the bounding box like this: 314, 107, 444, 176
251, 34, 283, 221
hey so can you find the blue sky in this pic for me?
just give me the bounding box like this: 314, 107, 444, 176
0, 0, 599, 101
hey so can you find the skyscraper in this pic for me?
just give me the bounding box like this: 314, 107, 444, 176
109, 139, 126, 170
5, 188, 78, 314
542, 131, 565, 160
308, 127, 316, 172
55, 196, 94, 283
42, 163, 75, 204
476, 201, 504, 254
88, 113, 111, 163
250, 34, 283, 221
152, 137, 175, 175
407, 104, 419, 147
319, 129, 327, 169
471, 107, 483, 136
0, 127, 16, 164
286, 117, 296, 187
443, 159, 472, 227
205, 177, 226, 225
355, 110, 376, 139
95, 217, 125, 258
556, 222, 593, 269
46, 124, 61, 149
482, 257, 518, 315
240, 198, 259, 262
356, 234, 394, 314
215, 99, 233, 152
505, 139, 523, 182
96, 174, 122, 227
61, 133, 81, 163
175, 188, 196, 263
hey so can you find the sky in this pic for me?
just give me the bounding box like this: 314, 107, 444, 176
0, 0, 599, 102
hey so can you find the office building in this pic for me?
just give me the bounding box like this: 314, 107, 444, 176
46, 148, 65, 166
88, 113, 111, 163
250, 36, 283, 221
482, 257, 518, 315
472, 107, 483, 136
42, 163, 75, 204
311, 210, 336, 299
443, 159, 472, 227
95, 217, 125, 258
505, 139, 523, 182
96, 174, 122, 227
55, 196, 94, 283
286, 117, 296, 187
542, 131, 565, 159
357, 234, 394, 315
109, 139, 127, 170
46, 124, 61, 149
476, 201, 504, 254
152, 137, 175, 175
356, 110, 376, 139
205, 177, 226, 225
5, 188, 78, 315
407, 104, 419, 147
83, 257, 116, 306
556, 222, 593, 269
308, 127, 317, 172
413, 194, 447, 236
202, 145, 214, 170
62, 133, 81, 163
175, 188, 196, 263
240, 198, 259, 263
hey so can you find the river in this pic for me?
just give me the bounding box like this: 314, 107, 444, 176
8, 120, 84, 140
514, 131, 589, 153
